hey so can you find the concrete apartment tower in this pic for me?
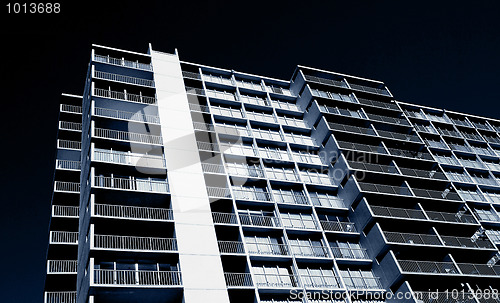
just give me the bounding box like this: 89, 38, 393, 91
44, 44, 500, 303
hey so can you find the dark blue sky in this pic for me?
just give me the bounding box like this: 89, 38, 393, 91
1, 1, 500, 302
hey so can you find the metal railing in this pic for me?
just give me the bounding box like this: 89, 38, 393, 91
232, 188, 272, 201
94, 203, 173, 221
387, 147, 434, 160
94, 54, 152, 71
330, 247, 369, 259
218, 241, 245, 254
94, 234, 177, 251
254, 273, 298, 288
377, 129, 421, 143
370, 205, 427, 220
52, 205, 79, 217
94, 87, 156, 104
188, 103, 210, 113
182, 71, 201, 80
300, 274, 341, 288
291, 151, 323, 165
348, 83, 391, 96
411, 188, 462, 201
94, 176, 169, 193
54, 181, 80, 193
384, 231, 442, 246
47, 260, 77, 273
320, 221, 357, 233
226, 165, 264, 178
246, 243, 289, 256
206, 89, 236, 101
265, 168, 300, 182
337, 140, 387, 154
440, 235, 494, 249
60, 104, 82, 114
425, 210, 477, 224
94, 106, 160, 124
270, 100, 300, 112
304, 74, 347, 88
291, 244, 330, 258
94, 127, 163, 145
358, 182, 412, 196
399, 167, 447, 180
246, 111, 276, 124
50, 231, 78, 244
93, 269, 182, 286
206, 186, 231, 198
341, 275, 383, 290
56, 160, 81, 170
366, 112, 410, 126
273, 191, 309, 205
457, 263, 500, 276
328, 122, 376, 136
94, 70, 155, 87
215, 124, 252, 137
212, 212, 238, 224
201, 163, 226, 174
283, 133, 316, 146
57, 139, 81, 150
258, 147, 291, 161
185, 86, 206, 96
252, 129, 283, 141
94, 149, 166, 168
197, 141, 220, 152
278, 117, 308, 128
59, 121, 82, 131
211, 106, 243, 118
224, 273, 253, 287
44, 291, 77, 303
357, 97, 399, 110
193, 122, 215, 131
398, 260, 459, 274
310, 194, 345, 208
239, 214, 281, 227
348, 161, 399, 174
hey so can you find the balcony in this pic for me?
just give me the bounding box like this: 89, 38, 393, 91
197, 141, 220, 152
320, 221, 357, 233
330, 247, 369, 260
328, 122, 376, 136
54, 181, 80, 193
237, 79, 264, 91
376, 129, 421, 143
278, 117, 308, 129
232, 187, 271, 201
347, 82, 391, 97
273, 190, 309, 206
52, 205, 79, 218
206, 186, 231, 198
265, 168, 300, 182
94, 88, 156, 104
50, 231, 78, 244
300, 274, 341, 289
193, 122, 215, 132
437, 128, 462, 138
365, 112, 410, 126
224, 273, 253, 287
282, 215, 319, 230
425, 210, 477, 225
270, 100, 300, 112
246, 243, 289, 256
93, 148, 166, 168
414, 124, 438, 134
387, 147, 434, 161
94, 203, 173, 221
239, 213, 281, 228
284, 133, 316, 146
94, 176, 169, 193
310, 193, 345, 208
59, 121, 82, 132
221, 143, 257, 157
457, 263, 500, 277
370, 205, 427, 220
185, 86, 206, 96
60, 104, 82, 114
94, 106, 160, 124
226, 164, 263, 178
206, 89, 236, 101
258, 147, 292, 161
337, 140, 387, 154
94, 54, 152, 71
44, 291, 76, 303
398, 260, 459, 275
449, 143, 472, 153
341, 272, 383, 290
319, 105, 366, 120
398, 167, 447, 181
265, 86, 294, 97
246, 111, 276, 124
292, 243, 329, 258
292, 151, 324, 165
211, 106, 243, 119
384, 231, 441, 246
411, 187, 462, 201
304, 74, 348, 88
254, 273, 299, 288
425, 139, 449, 150
440, 235, 495, 249
94, 127, 163, 145
215, 124, 252, 137
201, 163, 226, 174
218, 241, 245, 254
188, 103, 210, 113
181, 71, 201, 80
358, 182, 412, 196
300, 172, 334, 186
93, 234, 177, 252
357, 97, 399, 111
212, 212, 238, 224
94, 70, 155, 87
56, 160, 81, 171
348, 161, 399, 175
93, 269, 182, 286
57, 139, 81, 150
47, 260, 77, 274
253, 129, 283, 141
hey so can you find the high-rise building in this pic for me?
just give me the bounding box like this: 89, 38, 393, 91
44, 44, 500, 303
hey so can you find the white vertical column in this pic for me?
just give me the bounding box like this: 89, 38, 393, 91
150, 50, 230, 303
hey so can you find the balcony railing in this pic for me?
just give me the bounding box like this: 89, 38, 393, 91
337, 140, 387, 154
440, 235, 495, 249
94, 203, 173, 221
330, 247, 369, 259
44, 291, 76, 303
47, 260, 77, 273
320, 221, 357, 233
211, 106, 243, 118
215, 124, 252, 137
188, 103, 210, 113
201, 163, 226, 174
94, 149, 166, 168
232, 188, 272, 201
292, 244, 330, 258
218, 241, 245, 254
60, 104, 82, 114
182, 71, 201, 80
59, 121, 82, 131
273, 191, 309, 205
94, 176, 169, 193
254, 273, 299, 288
57, 139, 82, 150
226, 165, 264, 178
50, 231, 78, 244
206, 186, 231, 198
212, 212, 238, 224
365, 112, 410, 126
246, 243, 289, 256
278, 117, 308, 128
94, 127, 163, 145
370, 205, 427, 220
54, 181, 80, 193
94, 70, 155, 87
357, 97, 399, 111
304, 74, 347, 88
411, 187, 462, 201
425, 210, 477, 224
246, 111, 276, 124
358, 182, 412, 196
398, 167, 447, 180
197, 141, 220, 152
52, 205, 79, 217
270, 100, 300, 112
328, 122, 376, 136
310, 194, 345, 208
252, 129, 283, 141
185, 86, 206, 96
93, 269, 182, 286
398, 260, 459, 274
342, 275, 383, 290
456, 263, 500, 276
384, 231, 441, 246
239, 214, 281, 227
94, 234, 177, 252
224, 273, 253, 287
387, 147, 434, 161
377, 129, 421, 143
56, 160, 81, 170
300, 274, 341, 289
94, 88, 156, 104
94, 54, 153, 71
265, 168, 300, 182
284, 133, 316, 146
193, 122, 215, 132
348, 83, 391, 96
348, 161, 399, 174
94, 107, 160, 124
258, 147, 291, 161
